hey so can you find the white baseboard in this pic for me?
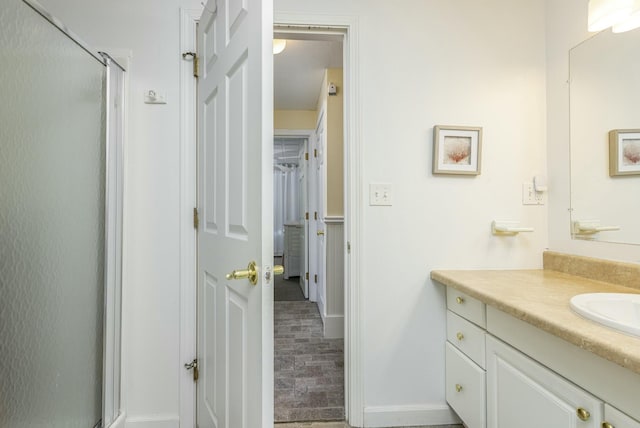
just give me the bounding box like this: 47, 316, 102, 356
107, 412, 127, 428
363, 404, 460, 427
125, 414, 179, 428
323, 314, 344, 339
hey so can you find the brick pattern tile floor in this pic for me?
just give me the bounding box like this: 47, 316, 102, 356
275, 423, 464, 428
274, 300, 344, 423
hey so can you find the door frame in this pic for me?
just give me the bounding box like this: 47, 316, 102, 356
273, 128, 314, 300
273, 13, 363, 425
179, 10, 363, 427
178, 8, 200, 428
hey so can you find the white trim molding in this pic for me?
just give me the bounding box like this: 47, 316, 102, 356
178, 7, 201, 428
275, 12, 363, 427
363, 404, 460, 428
324, 215, 344, 224
125, 414, 180, 428
109, 412, 127, 428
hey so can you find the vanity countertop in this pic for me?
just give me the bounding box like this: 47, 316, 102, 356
430, 268, 640, 375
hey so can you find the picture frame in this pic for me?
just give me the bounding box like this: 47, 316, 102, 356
609, 129, 640, 176
433, 125, 483, 175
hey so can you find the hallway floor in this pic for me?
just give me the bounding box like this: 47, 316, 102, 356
274, 271, 344, 423
275, 423, 463, 428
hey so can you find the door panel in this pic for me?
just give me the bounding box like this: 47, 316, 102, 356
226, 52, 249, 238
204, 89, 219, 233
487, 335, 602, 428
203, 273, 219, 425
197, 0, 273, 427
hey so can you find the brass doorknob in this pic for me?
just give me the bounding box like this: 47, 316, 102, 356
456, 296, 465, 304
602, 423, 614, 428
226, 261, 258, 285
274, 265, 284, 276
455, 384, 463, 392
317, 230, 325, 236
456, 332, 464, 341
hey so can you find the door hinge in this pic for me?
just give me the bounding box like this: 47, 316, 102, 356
306, 272, 309, 280
184, 358, 199, 382
347, 241, 351, 253
314, 149, 318, 158
314, 211, 318, 220
314, 274, 318, 283
182, 52, 199, 78
193, 207, 199, 229
305, 212, 309, 220
305, 152, 309, 161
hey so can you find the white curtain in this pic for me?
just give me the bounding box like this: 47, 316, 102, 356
273, 166, 301, 256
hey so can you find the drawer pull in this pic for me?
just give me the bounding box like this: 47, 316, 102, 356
455, 384, 463, 393
576, 408, 590, 421
602, 423, 614, 428
456, 296, 465, 304
456, 332, 464, 341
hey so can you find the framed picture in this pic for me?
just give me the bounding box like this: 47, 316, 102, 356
609, 129, 640, 176
433, 125, 483, 175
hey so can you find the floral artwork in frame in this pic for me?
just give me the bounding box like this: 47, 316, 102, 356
433, 125, 483, 175
609, 129, 640, 176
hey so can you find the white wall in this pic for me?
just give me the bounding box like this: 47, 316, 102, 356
35, 0, 200, 425
545, 0, 640, 264
276, 0, 548, 424
36, 0, 551, 426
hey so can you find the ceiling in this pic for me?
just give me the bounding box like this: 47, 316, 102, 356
274, 37, 343, 110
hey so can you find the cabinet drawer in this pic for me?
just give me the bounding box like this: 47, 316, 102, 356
447, 288, 486, 328
605, 404, 640, 428
447, 310, 486, 368
446, 343, 486, 428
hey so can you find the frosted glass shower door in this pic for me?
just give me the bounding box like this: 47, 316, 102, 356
0, 1, 106, 427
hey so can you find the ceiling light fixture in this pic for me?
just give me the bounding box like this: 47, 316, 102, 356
613, 0, 640, 31
588, 0, 640, 32
273, 39, 287, 55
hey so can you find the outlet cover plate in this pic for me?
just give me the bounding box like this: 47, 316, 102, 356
522, 182, 545, 205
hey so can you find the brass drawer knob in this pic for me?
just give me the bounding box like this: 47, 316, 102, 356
576, 408, 590, 421
602, 423, 614, 428
456, 332, 464, 341
455, 384, 463, 393
456, 296, 465, 304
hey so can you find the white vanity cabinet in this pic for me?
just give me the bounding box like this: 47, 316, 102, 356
486, 335, 602, 428
443, 285, 640, 428
603, 405, 640, 428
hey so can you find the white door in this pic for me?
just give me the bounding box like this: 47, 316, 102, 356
307, 131, 318, 302
196, 0, 273, 427
298, 141, 309, 298
314, 110, 327, 315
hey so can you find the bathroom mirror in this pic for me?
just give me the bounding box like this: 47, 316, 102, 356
569, 28, 640, 245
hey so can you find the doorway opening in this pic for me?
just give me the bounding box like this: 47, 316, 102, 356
272, 30, 346, 423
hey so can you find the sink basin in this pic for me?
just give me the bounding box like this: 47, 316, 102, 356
570, 293, 640, 338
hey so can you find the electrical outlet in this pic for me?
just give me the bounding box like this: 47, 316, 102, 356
369, 183, 393, 206
522, 182, 545, 205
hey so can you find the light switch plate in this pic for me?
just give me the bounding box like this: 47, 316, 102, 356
370, 183, 393, 206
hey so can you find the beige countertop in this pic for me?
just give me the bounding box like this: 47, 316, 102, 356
430, 269, 640, 375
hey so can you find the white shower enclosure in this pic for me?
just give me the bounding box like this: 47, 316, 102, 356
0, 1, 125, 426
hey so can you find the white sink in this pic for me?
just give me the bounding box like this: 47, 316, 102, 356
570, 293, 640, 338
